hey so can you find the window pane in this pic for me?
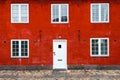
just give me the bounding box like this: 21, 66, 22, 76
92, 5, 99, 22
12, 17, 19, 22
21, 5, 28, 22
52, 5, 59, 22
61, 5, 67, 22
25, 53, 28, 56
12, 41, 19, 57
21, 17, 27, 22
12, 5, 19, 22
21, 41, 28, 57
101, 4, 108, 21
92, 39, 99, 55
21, 5, 27, 10
101, 39, 108, 55
12, 5, 19, 10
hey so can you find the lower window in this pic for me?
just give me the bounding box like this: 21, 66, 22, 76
11, 39, 29, 58
90, 38, 109, 57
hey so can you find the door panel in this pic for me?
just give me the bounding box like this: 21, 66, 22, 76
53, 39, 67, 69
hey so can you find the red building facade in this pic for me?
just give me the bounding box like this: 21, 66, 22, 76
0, 0, 120, 69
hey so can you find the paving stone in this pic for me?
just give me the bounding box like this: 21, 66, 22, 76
0, 70, 120, 80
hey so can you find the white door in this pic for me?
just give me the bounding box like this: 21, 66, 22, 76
53, 39, 67, 69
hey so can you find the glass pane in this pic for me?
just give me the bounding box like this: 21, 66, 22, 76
12, 49, 16, 52
92, 39, 99, 55
21, 5, 28, 22
92, 5, 99, 21
101, 4, 108, 21
21, 5, 27, 10
12, 17, 19, 22
21, 53, 25, 56
52, 5, 59, 22
21, 52, 28, 56
101, 39, 108, 55
12, 13, 19, 17
12, 45, 15, 48
25, 45, 28, 48
21, 41, 25, 44
21, 13, 27, 17
25, 49, 28, 52
61, 5, 68, 22
25, 41, 28, 44
21, 45, 25, 48
16, 45, 19, 48
16, 53, 19, 56
21, 17, 27, 22
12, 52, 19, 56
21, 41, 28, 57
12, 5, 19, 22
12, 41, 19, 57
12, 10, 19, 14
12, 5, 19, 10
21, 6, 27, 15
15, 41, 19, 44
58, 45, 62, 48
25, 53, 28, 56
16, 49, 19, 52
12, 53, 16, 56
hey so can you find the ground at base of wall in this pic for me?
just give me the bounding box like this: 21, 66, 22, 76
0, 70, 120, 80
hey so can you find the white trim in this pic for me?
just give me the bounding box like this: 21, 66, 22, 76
90, 38, 109, 57
91, 3, 109, 23
11, 39, 29, 58
53, 39, 67, 42
51, 4, 69, 24
11, 4, 29, 23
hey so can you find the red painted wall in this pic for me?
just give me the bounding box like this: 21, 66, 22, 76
0, 0, 120, 66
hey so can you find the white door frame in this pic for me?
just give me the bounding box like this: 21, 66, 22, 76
53, 39, 67, 69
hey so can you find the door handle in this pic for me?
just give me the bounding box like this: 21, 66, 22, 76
53, 52, 56, 55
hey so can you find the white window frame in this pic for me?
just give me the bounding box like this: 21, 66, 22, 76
11, 4, 29, 23
51, 4, 69, 24
90, 38, 109, 57
91, 3, 109, 23
11, 39, 29, 58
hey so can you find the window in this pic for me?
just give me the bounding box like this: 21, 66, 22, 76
11, 40, 29, 58
58, 45, 62, 48
11, 4, 29, 23
51, 4, 69, 23
90, 38, 109, 57
91, 3, 109, 23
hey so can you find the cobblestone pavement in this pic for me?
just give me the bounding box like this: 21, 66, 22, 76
0, 70, 120, 80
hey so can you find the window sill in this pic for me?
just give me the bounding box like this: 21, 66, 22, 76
51, 22, 69, 24
91, 21, 109, 23
11, 22, 29, 24
91, 55, 109, 58
11, 57, 29, 59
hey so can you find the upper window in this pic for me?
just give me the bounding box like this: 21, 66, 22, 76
11, 39, 29, 58
91, 3, 109, 23
90, 38, 109, 57
11, 4, 29, 23
51, 4, 69, 23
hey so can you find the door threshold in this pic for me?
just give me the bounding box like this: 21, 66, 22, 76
53, 69, 67, 71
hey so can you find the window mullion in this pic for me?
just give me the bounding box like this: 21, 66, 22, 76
99, 39, 101, 56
